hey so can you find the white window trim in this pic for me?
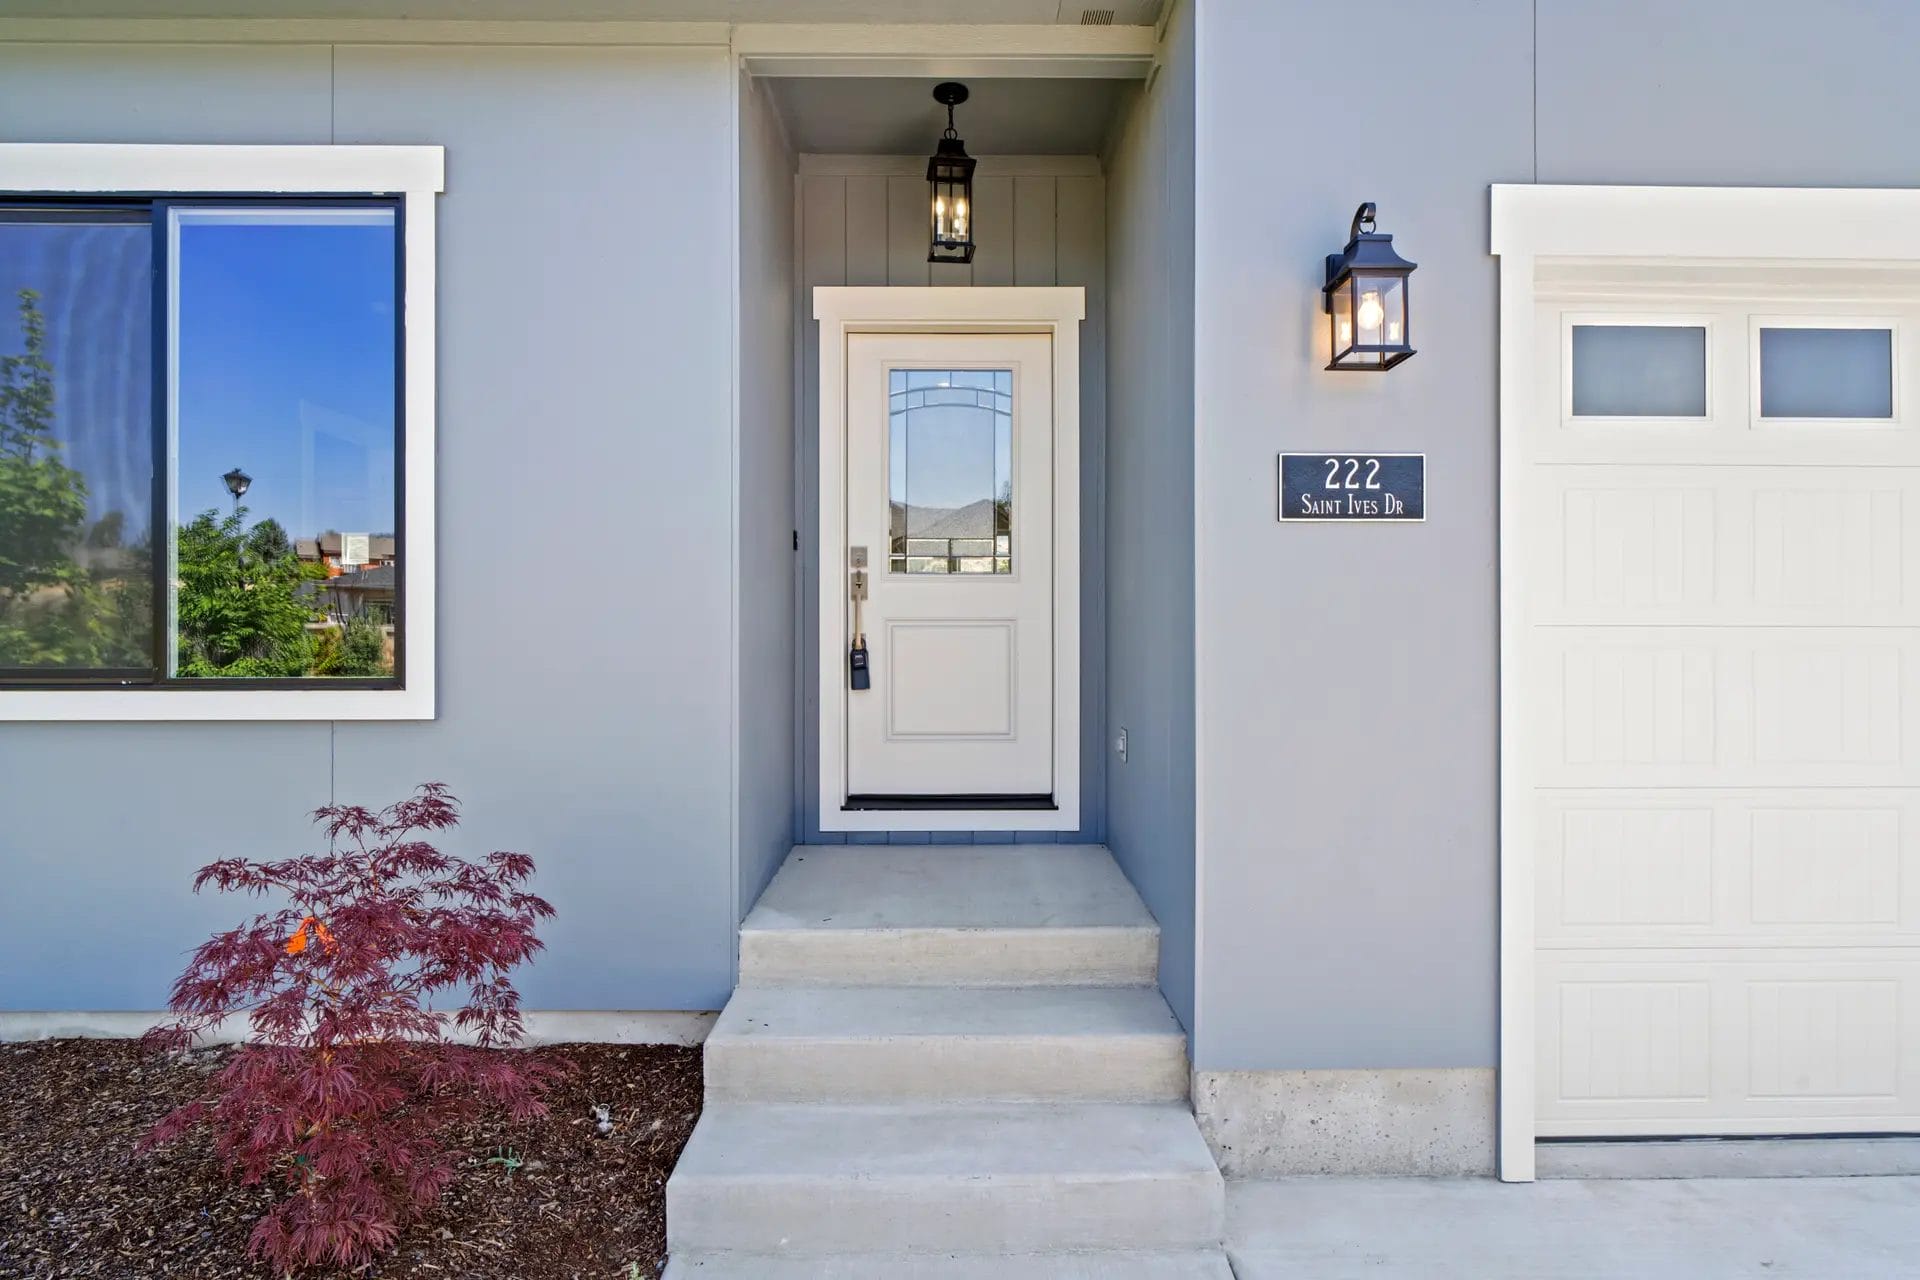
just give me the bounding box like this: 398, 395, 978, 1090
813, 286, 1084, 833
0, 143, 443, 722
1560, 311, 1717, 426
1748, 313, 1903, 429
1491, 183, 1920, 1182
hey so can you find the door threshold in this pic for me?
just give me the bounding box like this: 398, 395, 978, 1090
843, 794, 1057, 812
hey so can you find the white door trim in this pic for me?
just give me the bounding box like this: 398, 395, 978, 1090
814, 286, 1084, 832
1490, 183, 1920, 1183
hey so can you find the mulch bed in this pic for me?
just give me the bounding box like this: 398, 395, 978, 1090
0, 1039, 702, 1280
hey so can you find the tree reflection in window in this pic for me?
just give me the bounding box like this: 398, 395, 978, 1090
0, 211, 154, 675
0, 201, 401, 685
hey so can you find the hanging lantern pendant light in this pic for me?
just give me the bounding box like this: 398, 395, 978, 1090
927, 82, 978, 265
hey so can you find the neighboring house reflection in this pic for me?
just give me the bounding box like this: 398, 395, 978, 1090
295, 532, 397, 576
318, 563, 396, 626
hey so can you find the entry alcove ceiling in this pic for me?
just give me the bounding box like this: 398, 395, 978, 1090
769, 76, 1131, 156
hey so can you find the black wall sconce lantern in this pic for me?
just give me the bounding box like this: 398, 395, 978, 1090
1323, 202, 1417, 371
927, 82, 977, 265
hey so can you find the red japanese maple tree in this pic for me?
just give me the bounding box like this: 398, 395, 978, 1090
142, 783, 566, 1271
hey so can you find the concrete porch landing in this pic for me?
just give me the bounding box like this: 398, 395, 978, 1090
1227, 1176, 1920, 1279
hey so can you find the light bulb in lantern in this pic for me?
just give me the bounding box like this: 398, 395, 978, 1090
953, 197, 968, 238
1356, 290, 1385, 333
1338, 319, 1353, 345
934, 196, 947, 238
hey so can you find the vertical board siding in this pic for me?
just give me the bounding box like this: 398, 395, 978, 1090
844, 175, 890, 287
1013, 176, 1059, 287
796, 162, 1107, 846
886, 175, 932, 288
971, 175, 1016, 286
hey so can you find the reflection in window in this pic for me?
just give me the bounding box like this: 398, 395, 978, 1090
1570, 324, 1708, 418
1758, 326, 1894, 419
171, 208, 398, 679
0, 209, 155, 675
888, 369, 1012, 574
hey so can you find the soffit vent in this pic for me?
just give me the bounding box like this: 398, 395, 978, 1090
1055, 0, 1158, 24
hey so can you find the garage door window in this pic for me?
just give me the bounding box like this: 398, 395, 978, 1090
1757, 323, 1895, 421
1568, 322, 1709, 419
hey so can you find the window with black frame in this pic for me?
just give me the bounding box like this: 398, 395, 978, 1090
0, 198, 402, 688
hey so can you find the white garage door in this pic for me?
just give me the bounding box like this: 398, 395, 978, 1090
1523, 268, 1920, 1137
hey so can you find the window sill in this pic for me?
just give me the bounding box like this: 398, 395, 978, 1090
0, 685, 433, 722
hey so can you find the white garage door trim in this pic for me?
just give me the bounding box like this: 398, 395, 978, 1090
1492, 185, 1920, 1182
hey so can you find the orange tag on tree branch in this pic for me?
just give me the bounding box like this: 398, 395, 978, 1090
286, 916, 328, 955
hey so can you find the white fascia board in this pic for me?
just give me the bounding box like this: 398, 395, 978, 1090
1492, 184, 1920, 261
734, 22, 1156, 79
0, 144, 444, 196
0, 18, 729, 46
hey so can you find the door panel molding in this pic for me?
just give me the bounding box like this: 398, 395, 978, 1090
815, 286, 1083, 831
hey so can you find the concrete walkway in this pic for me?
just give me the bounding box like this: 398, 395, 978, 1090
1227, 1177, 1920, 1279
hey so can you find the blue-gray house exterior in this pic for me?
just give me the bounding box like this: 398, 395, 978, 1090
6, 0, 1920, 1177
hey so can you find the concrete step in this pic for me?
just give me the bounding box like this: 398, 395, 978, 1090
704, 984, 1189, 1103
663, 1249, 1235, 1278
738, 845, 1159, 987
666, 1102, 1225, 1255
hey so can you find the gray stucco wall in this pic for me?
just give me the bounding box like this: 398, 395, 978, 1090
735, 72, 798, 923
0, 38, 741, 1014
1191, 0, 1920, 1072
1103, 0, 1196, 1032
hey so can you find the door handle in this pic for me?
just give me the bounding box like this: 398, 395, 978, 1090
849, 563, 870, 690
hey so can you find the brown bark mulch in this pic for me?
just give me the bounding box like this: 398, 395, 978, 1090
0, 1039, 702, 1280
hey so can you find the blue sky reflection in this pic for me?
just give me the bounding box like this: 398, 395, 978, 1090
173, 209, 396, 540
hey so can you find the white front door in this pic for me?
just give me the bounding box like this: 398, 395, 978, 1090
843, 331, 1055, 804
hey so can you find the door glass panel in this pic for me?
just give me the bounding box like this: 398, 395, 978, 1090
888, 369, 1012, 574
1758, 326, 1894, 419
1570, 324, 1708, 418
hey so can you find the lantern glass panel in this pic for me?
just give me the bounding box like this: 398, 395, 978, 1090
929, 164, 974, 262
1329, 276, 1355, 362
1356, 273, 1406, 349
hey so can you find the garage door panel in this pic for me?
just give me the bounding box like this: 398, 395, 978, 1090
1536, 790, 1920, 949
1524, 425, 1920, 470
1528, 465, 1920, 628
1536, 627, 1920, 788
1522, 287, 1920, 1141
1537, 951, 1920, 1136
